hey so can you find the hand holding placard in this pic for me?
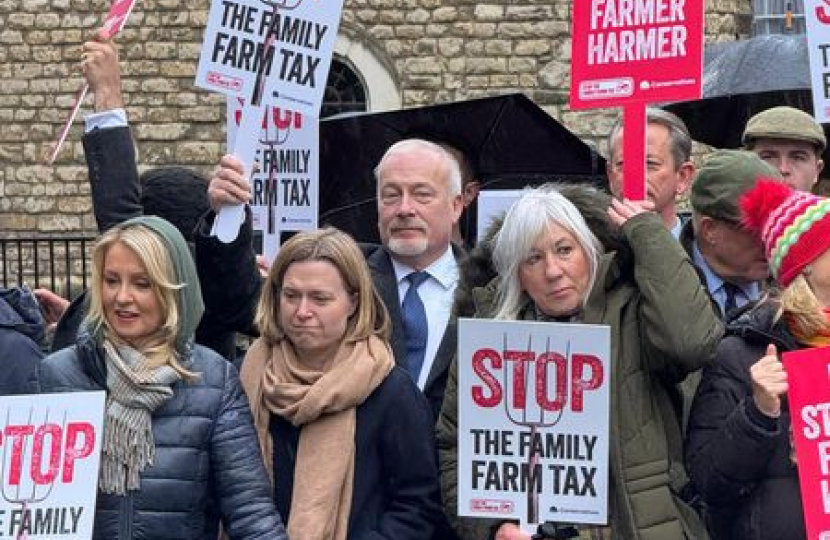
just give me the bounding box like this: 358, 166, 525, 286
195, 0, 344, 243
81, 30, 124, 112
211, 101, 266, 243
494, 523, 531, 540
751, 343, 788, 418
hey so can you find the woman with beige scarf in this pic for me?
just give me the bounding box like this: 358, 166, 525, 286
37, 216, 288, 540
240, 227, 443, 540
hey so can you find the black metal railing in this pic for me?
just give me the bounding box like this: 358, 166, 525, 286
0, 237, 96, 300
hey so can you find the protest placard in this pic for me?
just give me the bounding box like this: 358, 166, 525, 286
0, 391, 105, 539
457, 319, 610, 530
569, 0, 703, 199
196, 0, 343, 243
227, 98, 319, 262
476, 190, 521, 243
570, 0, 703, 109
196, 0, 345, 118
806, 0, 830, 122
784, 346, 830, 538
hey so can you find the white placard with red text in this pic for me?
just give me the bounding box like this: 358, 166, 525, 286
806, 0, 830, 123
227, 98, 319, 262
196, 0, 345, 118
457, 319, 610, 528
0, 391, 105, 539
784, 346, 830, 539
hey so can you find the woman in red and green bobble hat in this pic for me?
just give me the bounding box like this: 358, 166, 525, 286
685, 179, 830, 540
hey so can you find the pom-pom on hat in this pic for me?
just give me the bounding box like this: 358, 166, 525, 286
740, 180, 830, 286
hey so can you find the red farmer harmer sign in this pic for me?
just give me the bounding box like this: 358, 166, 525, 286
570, 0, 703, 109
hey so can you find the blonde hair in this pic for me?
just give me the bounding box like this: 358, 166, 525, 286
777, 274, 830, 338
255, 228, 390, 345
86, 224, 195, 378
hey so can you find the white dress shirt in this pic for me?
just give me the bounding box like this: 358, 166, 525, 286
85, 108, 128, 132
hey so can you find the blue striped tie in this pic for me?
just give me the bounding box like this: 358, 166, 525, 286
402, 271, 429, 381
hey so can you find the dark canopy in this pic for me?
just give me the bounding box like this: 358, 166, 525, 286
665, 34, 824, 150
317, 93, 607, 243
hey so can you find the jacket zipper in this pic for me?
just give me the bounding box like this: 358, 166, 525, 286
120, 493, 134, 539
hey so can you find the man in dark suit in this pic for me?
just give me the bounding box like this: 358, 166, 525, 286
199, 140, 466, 540
199, 139, 465, 420
367, 138, 464, 418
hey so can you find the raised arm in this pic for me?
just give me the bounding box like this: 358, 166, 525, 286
194, 155, 262, 339
81, 29, 141, 232
613, 203, 723, 381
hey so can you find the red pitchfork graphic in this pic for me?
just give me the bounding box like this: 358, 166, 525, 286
502, 333, 564, 526
262, 0, 305, 9
1, 408, 60, 540
250, 0, 306, 235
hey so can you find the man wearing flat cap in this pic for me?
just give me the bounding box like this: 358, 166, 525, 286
743, 106, 825, 192
680, 149, 781, 320
677, 150, 782, 445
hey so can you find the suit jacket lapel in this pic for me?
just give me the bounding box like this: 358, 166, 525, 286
366, 243, 466, 388
424, 319, 454, 391
366, 247, 407, 367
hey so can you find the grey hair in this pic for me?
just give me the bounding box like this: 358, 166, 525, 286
607, 107, 692, 170
491, 185, 604, 320
373, 138, 463, 197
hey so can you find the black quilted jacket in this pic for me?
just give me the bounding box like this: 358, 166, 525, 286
686, 301, 804, 540
37, 334, 288, 540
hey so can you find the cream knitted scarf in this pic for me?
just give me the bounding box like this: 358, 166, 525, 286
100, 341, 180, 495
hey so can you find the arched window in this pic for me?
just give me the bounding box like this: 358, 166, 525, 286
327, 30, 402, 114
321, 58, 368, 118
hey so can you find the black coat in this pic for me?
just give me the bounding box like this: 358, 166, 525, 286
270, 367, 443, 539
685, 301, 804, 540
37, 336, 288, 540
0, 287, 44, 394
195, 213, 463, 540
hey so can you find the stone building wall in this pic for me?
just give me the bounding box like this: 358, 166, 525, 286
0, 0, 751, 237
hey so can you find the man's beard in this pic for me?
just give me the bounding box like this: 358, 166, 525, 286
387, 236, 429, 257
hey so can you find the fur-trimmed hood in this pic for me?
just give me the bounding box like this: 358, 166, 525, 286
453, 183, 633, 318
